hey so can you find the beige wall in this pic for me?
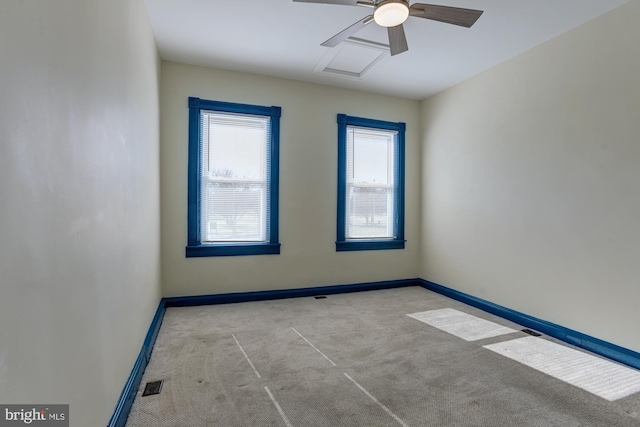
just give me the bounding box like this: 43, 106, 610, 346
420, 0, 640, 352
161, 62, 420, 297
0, 1, 161, 425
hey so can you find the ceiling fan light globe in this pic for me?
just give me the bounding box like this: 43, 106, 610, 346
374, 1, 409, 27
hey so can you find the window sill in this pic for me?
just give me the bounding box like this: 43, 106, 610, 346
186, 243, 281, 257
335, 239, 405, 252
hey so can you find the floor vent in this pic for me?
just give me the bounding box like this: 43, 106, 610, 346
522, 329, 542, 337
314, 296, 327, 299
142, 380, 163, 396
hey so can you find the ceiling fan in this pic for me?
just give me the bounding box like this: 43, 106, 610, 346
293, 0, 484, 56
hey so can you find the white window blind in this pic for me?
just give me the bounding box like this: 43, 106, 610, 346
346, 126, 396, 239
200, 110, 270, 243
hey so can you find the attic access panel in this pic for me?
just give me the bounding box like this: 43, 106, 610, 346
314, 37, 389, 80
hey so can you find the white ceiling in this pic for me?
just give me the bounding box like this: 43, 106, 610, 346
144, 0, 628, 100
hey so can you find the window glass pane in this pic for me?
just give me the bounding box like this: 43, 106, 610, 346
208, 115, 266, 180
200, 110, 269, 243
350, 129, 390, 184
346, 126, 396, 239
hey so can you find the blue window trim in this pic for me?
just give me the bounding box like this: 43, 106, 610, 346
186, 97, 281, 257
336, 114, 406, 252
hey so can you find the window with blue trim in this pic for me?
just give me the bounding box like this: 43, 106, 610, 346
336, 114, 405, 251
186, 97, 280, 257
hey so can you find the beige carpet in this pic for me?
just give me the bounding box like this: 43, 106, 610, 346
125, 286, 640, 426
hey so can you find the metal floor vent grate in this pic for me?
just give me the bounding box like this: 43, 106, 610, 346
314, 295, 327, 299
522, 329, 542, 337
142, 380, 163, 396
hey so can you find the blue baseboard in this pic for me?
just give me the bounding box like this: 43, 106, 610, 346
418, 279, 640, 371
164, 278, 418, 308
107, 300, 166, 427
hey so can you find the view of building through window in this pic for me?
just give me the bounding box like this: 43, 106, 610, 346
200, 111, 270, 243
346, 126, 396, 239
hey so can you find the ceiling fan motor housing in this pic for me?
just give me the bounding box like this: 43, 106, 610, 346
374, 0, 410, 27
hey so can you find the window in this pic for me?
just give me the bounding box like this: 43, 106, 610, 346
186, 97, 280, 257
336, 114, 405, 251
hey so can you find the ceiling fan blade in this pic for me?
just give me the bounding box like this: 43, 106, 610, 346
388, 24, 408, 56
409, 4, 483, 28
293, 0, 360, 5
321, 15, 374, 47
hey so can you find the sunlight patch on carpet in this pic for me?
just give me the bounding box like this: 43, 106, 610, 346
407, 308, 517, 341
484, 336, 640, 401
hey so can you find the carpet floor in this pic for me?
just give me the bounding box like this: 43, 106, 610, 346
125, 286, 640, 426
